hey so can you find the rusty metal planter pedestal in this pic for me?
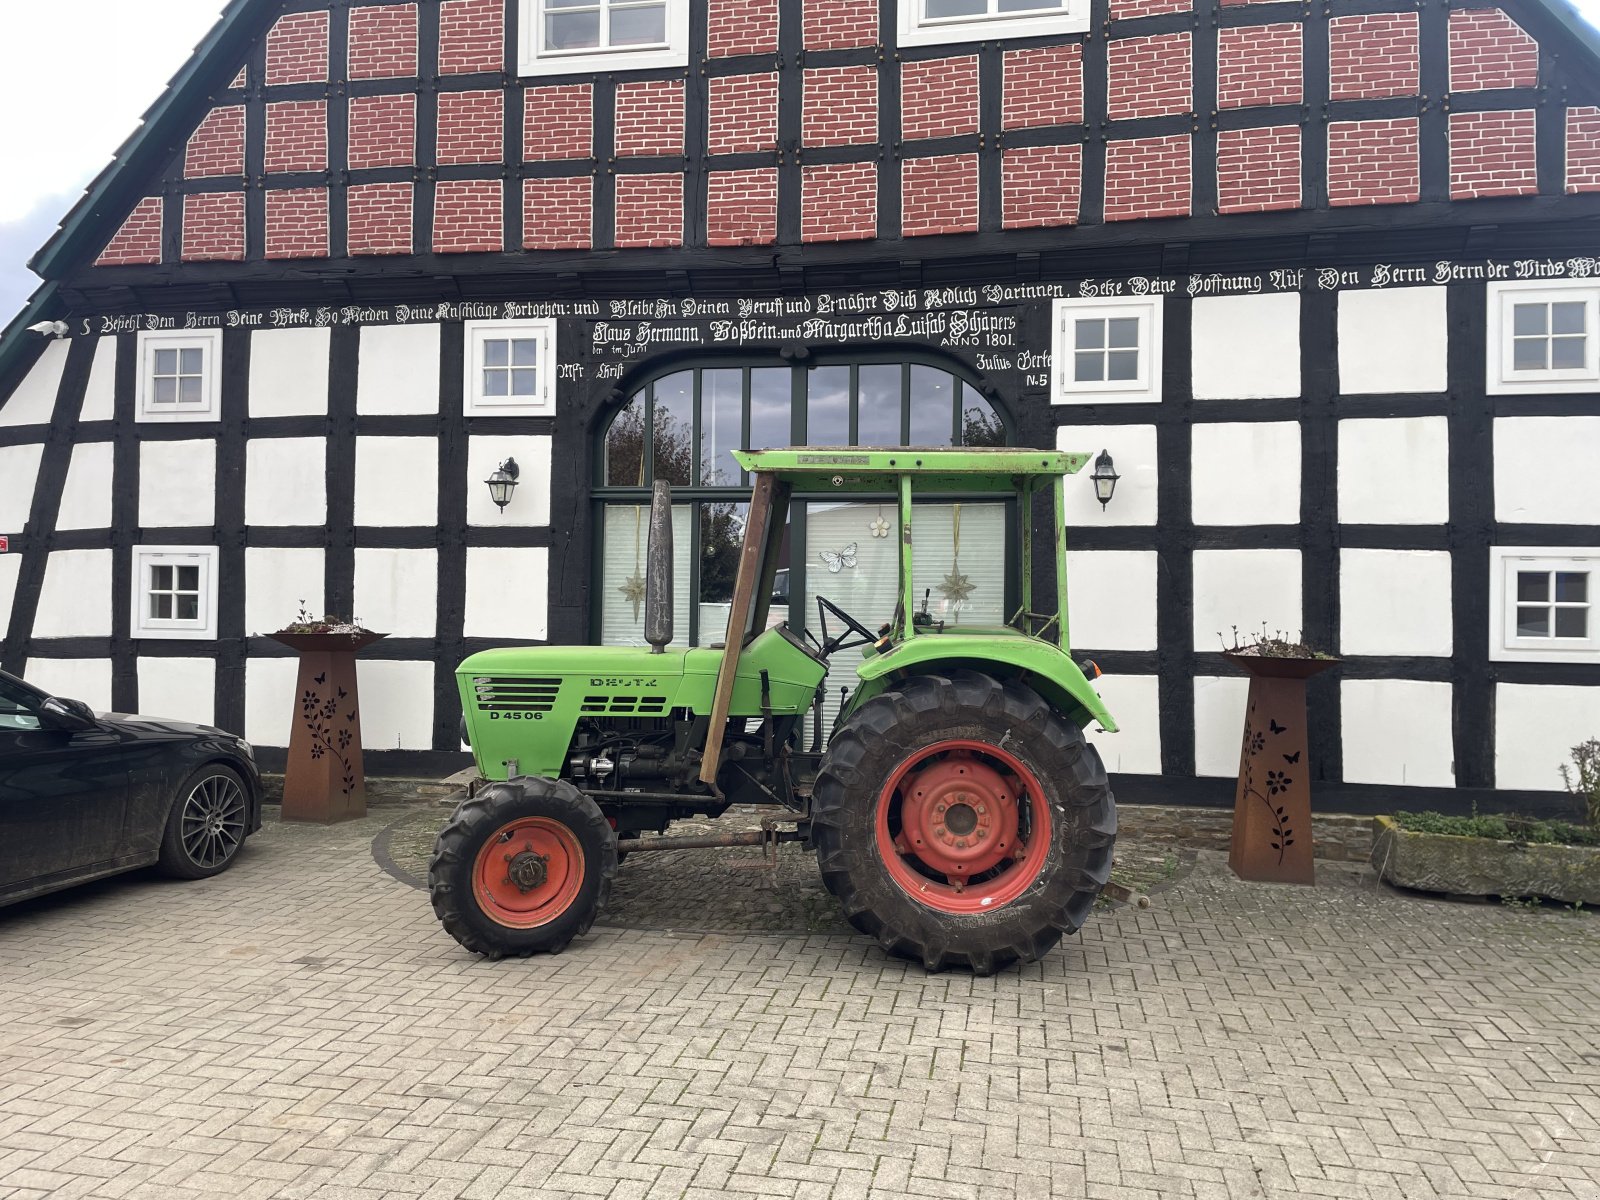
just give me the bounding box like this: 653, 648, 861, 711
1224, 653, 1338, 886
267, 631, 387, 823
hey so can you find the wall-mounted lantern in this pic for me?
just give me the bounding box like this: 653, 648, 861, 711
1090, 449, 1120, 511
485, 458, 520, 511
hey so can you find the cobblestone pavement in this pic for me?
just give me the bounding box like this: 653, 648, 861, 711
2, 804, 1598, 1200
373, 806, 1190, 935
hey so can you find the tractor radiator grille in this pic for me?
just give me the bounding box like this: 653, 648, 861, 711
471, 676, 562, 713
580, 695, 670, 716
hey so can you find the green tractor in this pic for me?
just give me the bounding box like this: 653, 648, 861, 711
430, 448, 1119, 974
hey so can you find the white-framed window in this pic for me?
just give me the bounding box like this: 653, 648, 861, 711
135, 329, 222, 423
1487, 279, 1600, 395
464, 319, 558, 416
1050, 296, 1163, 405
131, 545, 219, 640
897, 0, 1086, 48
519, 0, 688, 76
1490, 547, 1600, 663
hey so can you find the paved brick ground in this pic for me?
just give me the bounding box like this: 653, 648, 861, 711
2, 805, 1598, 1200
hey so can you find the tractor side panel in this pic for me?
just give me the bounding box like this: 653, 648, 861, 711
459, 646, 692, 780
456, 632, 825, 781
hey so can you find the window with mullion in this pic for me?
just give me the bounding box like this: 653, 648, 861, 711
1511, 301, 1589, 373
151, 347, 207, 408
480, 337, 541, 400
132, 545, 218, 639
1492, 548, 1600, 663
543, 0, 668, 53
1072, 317, 1140, 385
1489, 281, 1600, 394
1515, 569, 1590, 640
922, 0, 1067, 23
147, 562, 203, 623
595, 359, 1010, 649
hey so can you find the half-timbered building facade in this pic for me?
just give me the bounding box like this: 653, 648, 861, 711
2, 0, 1598, 810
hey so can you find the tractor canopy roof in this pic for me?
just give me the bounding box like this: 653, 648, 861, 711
732, 447, 1091, 493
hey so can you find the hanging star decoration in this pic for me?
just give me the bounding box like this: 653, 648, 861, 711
869, 514, 891, 539
939, 567, 975, 604
937, 503, 973, 608
619, 572, 647, 621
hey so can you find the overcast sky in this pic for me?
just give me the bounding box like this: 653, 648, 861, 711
3, 0, 1600, 327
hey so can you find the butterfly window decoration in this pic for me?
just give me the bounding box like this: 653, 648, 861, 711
819, 543, 858, 574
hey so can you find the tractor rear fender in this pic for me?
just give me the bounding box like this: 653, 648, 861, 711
848, 639, 1118, 735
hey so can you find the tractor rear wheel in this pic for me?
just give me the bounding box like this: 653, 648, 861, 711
811, 671, 1115, 975
429, 777, 616, 958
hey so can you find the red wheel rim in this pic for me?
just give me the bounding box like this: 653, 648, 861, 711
875, 739, 1052, 915
472, 817, 586, 929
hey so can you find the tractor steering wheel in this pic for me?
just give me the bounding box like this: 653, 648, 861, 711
816, 596, 878, 658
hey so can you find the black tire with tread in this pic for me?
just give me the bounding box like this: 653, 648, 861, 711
429, 777, 616, 958
156, 763, 251, 880
811, 671, 1115, 975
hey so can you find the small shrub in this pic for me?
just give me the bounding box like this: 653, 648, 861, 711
1391, 810, 1600, 848
1559, 739, 1600, 830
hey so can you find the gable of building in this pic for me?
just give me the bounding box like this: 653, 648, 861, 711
10, 0, 1600, 291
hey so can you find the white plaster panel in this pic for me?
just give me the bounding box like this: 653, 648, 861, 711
1495, 683, 1600, 791
467, 435, 553, 528
465, 546, 549, 639
1493, 416, 1600, 524
1337, 417, 1449, 525
1065, 550, 1158, 650
1339, 549, 1454, 657
1337, 286, 1448, 394
32, 549, 113, 638
245, 437, 327, 526
354, 437, 439, 527
23, 658, 113, 712
137, 657, 216, 727
1342, 678, 1454, 787
245, 655, 298, 746
1193, 675, 1251, 777
1191, 293, 1301, 400
81, 337, 117, 422
249, 327, 331, 416
1191, 549, 1303, 651
139, 440, 216, 528
1058, 423, 1157, 527
0, 339, 69, 427
55, 442, 114, 531
1191, 422, 1302, 526
0, 443, 44, 533
0, 555, 20, 637
355, 660, 436, 750
354, 548, 438, 638
245, 548, 325, 636
1084, 674, 1162, 774
357, 323, 441, 414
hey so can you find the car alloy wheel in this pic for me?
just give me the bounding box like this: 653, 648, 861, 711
180, 773, 248, 870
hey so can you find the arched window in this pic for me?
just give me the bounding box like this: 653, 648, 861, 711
594, 357, 1012, 689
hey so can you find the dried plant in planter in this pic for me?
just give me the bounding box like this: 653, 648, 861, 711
275, 602, 374, 637
1561, 738, 1600, 830
1218, 623, 1335, 660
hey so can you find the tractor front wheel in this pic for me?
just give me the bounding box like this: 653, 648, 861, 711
429, 777, 616, 958
812, 672, 1115, 975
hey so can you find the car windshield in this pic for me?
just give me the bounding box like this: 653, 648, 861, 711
0, 676, 44, 731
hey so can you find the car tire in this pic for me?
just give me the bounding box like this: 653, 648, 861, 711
156, 764, 252, 880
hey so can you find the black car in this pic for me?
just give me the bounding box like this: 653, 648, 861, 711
0, 669, 262, 908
